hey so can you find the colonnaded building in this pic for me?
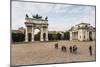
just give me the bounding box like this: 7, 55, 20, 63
24, 14, 49, 42
69, 23, 95, 41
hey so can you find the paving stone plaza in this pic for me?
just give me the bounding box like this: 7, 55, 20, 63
11, 40, 95, 66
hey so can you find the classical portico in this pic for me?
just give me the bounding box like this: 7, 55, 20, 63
25, 14, 48, 42
69, 23, 95, 41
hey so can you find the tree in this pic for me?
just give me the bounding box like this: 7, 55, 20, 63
52, 34, 58, 40
57, 33, 61, 40
12, 33, 25, 42
48, 33, 53, 40
64, 31, 70, 40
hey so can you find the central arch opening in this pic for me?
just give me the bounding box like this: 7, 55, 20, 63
43, 33, 46, 41
28, 33, 31, 42
34, 29, 40, 41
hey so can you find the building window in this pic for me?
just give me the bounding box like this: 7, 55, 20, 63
84, 36, 85, 39
80, 36, 81, 38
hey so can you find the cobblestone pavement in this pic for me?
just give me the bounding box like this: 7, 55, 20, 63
11, 40, 96, 66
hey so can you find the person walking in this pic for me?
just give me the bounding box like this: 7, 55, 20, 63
89, 45, 92, 56
69, 46, 72, 53
73, 45, 77, 54
54, 43, 58, 49
61, 46, 66, 52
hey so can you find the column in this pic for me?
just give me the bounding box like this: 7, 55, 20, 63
92, 32, 95, 40
31, 27, 34, 42
73, 32, 75, 40
45, 28, 48, 41
70, 32, 73, 40
25, 26, 28, 42
78, 31, 81, 40
87, 31, 89, 40
86, 31, 89, 40
40, 27, 44, 41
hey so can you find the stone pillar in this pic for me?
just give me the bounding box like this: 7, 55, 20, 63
40, 27, 44, 41
45, 28, 48, 41
31, 27, 34, 42
25, 26, 28, 42
87, 31, 89, 40
70, 32, 73, 40
92, 31, 95, 40
86, 31, 89, 40
73, 32, 74, 40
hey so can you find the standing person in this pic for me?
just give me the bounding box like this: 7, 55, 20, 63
55, 43, 58, 49
69, 46, 72, 53
89, 45, 92, 56
73, 45, 77, 54
61, 46, 66, 52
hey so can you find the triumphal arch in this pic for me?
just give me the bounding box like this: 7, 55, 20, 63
25, 14, 48, 42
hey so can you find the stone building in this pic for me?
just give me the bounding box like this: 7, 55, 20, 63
24, 14, 49, 42
12, 27, 25, 34
48, 31, 64, 40
18, 27, 25, 34
69, 23, 95, 41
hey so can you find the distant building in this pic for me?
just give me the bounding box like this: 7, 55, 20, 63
49, 31, 64, 39
18, 27, 25, 34
69, 23, 95, 41
49, 31, 64, 34
12, 27, 25, 34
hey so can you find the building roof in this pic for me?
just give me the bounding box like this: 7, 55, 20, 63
18, 27, 25, 30
48, 31, 64, 34
69, 22, 95, 31
76, 22, 90, 26
12, 30, 23, 33
12, 27, 25, 34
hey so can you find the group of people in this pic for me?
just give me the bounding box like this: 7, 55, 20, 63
54, 43, 78, 53
54, 43, 93, 56
69, 45, 78, 54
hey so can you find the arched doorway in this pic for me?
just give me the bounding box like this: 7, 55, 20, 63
43, 33, 46, 41
34, 29, 40, 41
28, 33, 32, 41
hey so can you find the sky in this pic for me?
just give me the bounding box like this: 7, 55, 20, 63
11, 1, 95, 32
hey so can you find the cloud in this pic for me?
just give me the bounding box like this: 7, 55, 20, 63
12, 1, 95, 31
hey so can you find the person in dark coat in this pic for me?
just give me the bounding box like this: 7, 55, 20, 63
89, 45, 92, 56
69, 46, 72, 53
61, 46, 66, 52
54, 43, 58, 49
73, 45, 77, 54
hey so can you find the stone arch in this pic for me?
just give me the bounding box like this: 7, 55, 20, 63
24, 14, 48, 42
